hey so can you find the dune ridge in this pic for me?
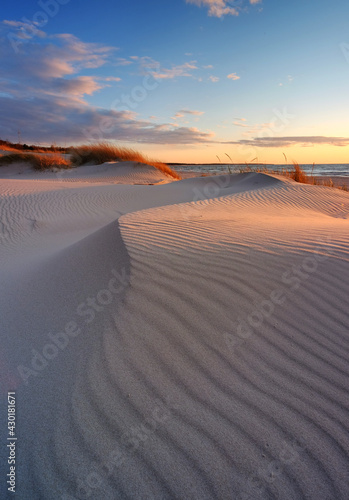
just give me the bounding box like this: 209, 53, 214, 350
0, 168, 348, 499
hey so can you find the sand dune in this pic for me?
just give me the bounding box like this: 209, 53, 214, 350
0, 160, 172, 184
0, 166, 348, 499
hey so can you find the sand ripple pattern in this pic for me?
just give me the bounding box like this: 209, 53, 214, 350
2, 175, 349, 499
111, 184, 349, 499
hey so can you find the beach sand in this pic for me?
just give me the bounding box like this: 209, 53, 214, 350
0, 160, 348, 499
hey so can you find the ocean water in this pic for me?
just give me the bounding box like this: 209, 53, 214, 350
173, 164, 349, 177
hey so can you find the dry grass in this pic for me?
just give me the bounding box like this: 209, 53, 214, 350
69, 143, 181, 179
290, 162, 308, 183
31, 153, 71, 170
0, 153, 36, 166
236, 161, 348, 192
0, 152, 71, 170
0, 145, 22, 152
0, 143, 181, 180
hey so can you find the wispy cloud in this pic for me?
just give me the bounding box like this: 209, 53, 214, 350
155, 62, 198, 79
2, 19, 46, 40
224, 136, 349, 147
127, 56, 198, 80
172, 109, 205, 120
279, 75, 294, 86
233, 120, 249, 127
227, 72, 240, 80
209, 75, 220, 82
185, 0, 262, 18
180, 109, 205, 116
114, 57, 133, 66
186, 0, 238, 18
105, 77, 122, 82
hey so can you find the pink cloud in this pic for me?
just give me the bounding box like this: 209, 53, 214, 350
186, 0, 238, 18
227, 72, 240, 80
186, 0, 262, 17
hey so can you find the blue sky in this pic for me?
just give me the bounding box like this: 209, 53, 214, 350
1, 0, 349, 163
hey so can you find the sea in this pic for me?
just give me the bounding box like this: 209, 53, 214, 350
172, 163, 349, 178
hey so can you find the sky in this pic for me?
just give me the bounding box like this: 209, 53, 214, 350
1, 0, 349, 164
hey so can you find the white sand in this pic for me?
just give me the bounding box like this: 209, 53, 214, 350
0, 161, 348, 499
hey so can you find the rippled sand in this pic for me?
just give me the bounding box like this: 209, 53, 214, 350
0, 163, 348, 499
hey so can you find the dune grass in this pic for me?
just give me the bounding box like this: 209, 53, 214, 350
69, 143, 181, 179
0, 144, 22, 152
290, 162, 308, 183
0, 152, 71, 170
235, 160, 348, 191
0, 143, 181, 179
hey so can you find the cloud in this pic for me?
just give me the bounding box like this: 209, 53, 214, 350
0, 23, 213, 146
105, 77, 122, 82
180, 109, 205, 116
0, 93, 215, 145
114, 58, 133, 66
233, 120, 248, 127
279, 75, 294, 87
155, 62, 198, 79
185, 0, 262, 18
223, 136, 349, 148
1, 24, 115, 81
235, 121, 274, 135
209, 75, 220, 82
227, 72, 240, 80
129, 56, 198, 80
186, 0, 239, 18
172, 109, 204, 120
2, 19, 46, 39
49, 76, 105, 97
112, 54, 199, 81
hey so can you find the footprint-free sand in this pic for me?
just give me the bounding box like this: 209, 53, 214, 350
1, 161, 348, 499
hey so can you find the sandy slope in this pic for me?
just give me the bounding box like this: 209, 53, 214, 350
0, 160, 172, 184
0, 165, 348, 500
